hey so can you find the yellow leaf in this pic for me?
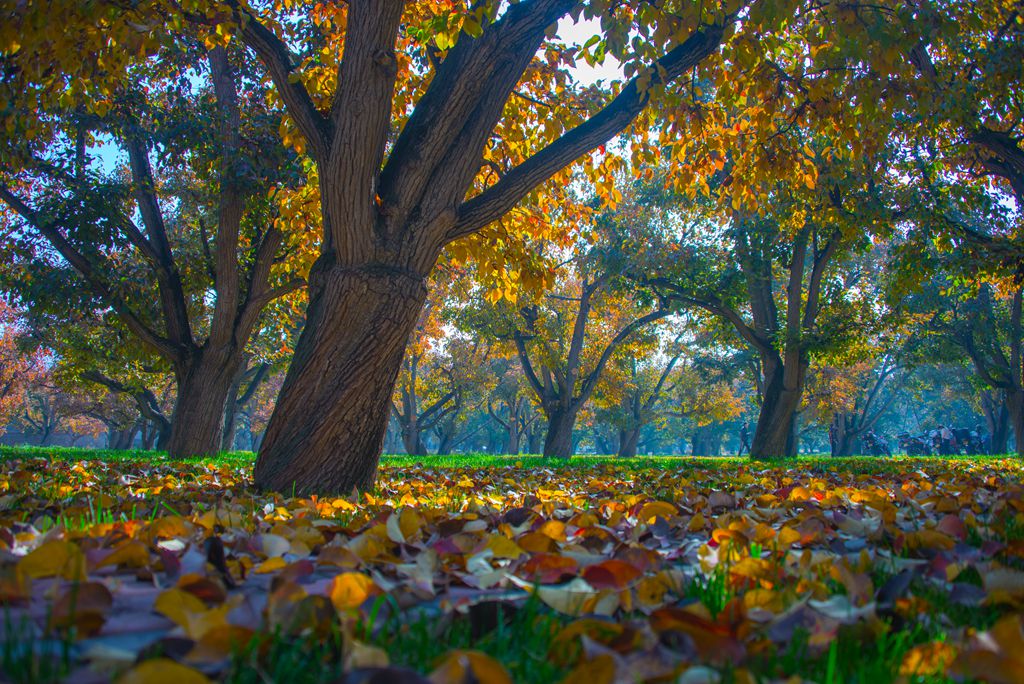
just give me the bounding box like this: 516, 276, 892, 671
485, 534, 525, 560
115, 658, 212, 684
18, 540, 86, 580
329, 572, 376, 611
638, 501, 678, 523
899, 641, 957, 676
430, 650, 513, 684
154, 588, 207, 629
254, 557, 288, 574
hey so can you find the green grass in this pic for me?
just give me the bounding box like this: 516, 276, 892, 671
3, 445, 1015, 475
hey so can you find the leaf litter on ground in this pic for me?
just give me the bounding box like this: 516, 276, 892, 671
0, 453, 1023, 683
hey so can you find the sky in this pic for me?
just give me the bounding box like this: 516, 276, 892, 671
556, 16, 626, 86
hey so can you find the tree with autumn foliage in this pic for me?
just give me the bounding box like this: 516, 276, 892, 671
0, 299, 45, 435
591, 331, 686, 457
0, 22, 313, 458
473, 244, 670, 458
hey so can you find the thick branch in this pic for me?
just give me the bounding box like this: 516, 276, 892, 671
233, 4, 332, 161
208, 46, 245, 347
0, 183, 178, 360
124, 134, 194, 348
450, 22, 728, 240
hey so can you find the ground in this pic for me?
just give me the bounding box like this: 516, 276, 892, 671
0, 448, 1023, 684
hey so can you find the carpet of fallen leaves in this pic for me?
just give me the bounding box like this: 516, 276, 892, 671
2, 455, 1024, 684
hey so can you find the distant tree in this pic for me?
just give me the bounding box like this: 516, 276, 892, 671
0, 39, 311, 458
0, 299, 44, 434
485, 259, 669, 458
593, 333, 685, 458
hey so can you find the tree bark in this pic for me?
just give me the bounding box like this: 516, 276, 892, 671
618, 428, 640, 458
983, 390, 1010, 454
1008, 388, 1024, 457
141, 419, 158, 450
543, 405, 578, 459
254, 265, 428, 494
506, 418, 520, 455
690, 426, 723, 456
108, 424, 138, 450
400, 417, 427, 455
167, 347, 240, 457
751, 359, 802, 458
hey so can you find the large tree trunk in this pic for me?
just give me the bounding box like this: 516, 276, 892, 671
618, 428, 640, 458
167, 347, 239, 458
690, 425, 722, 456
830, 414, 859, 457
750, 361, 802, 459
1008, 389, 1024, 457
255, 265, 428, 495
542, 406, 578, 459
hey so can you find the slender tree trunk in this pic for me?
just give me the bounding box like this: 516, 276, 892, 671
543, 405, 578, 459
1007, 389, 1024, 457
506, 421, 520, 455
983, 391, 1010, 454
255, 265, 428, 494
527, 419, 543, 454
155, 418, 171, 451
167, 347, 239, 457
221, 369, 243, 452
617, 428, 640, 458
400, 418, 427, 455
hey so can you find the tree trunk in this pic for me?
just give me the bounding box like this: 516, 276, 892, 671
983, 390, 1011, 454
750, 362, 802, 459
527, 420, 543, 454
691, 425, 722, 456
401, 418, 427, 455
255, 265, 428, 495
108, 426, 136, 450
166, 347, 239, 458
506, 420, 520, 455
1008, 389, 1024, 457
221, 370, 243, 452
617, 428, 640, 458
543, 406, 578, 459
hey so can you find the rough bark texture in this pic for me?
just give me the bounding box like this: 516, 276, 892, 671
1008, 389, 1024, 457
983, 390, 1010, 454
617, 428, 641, 458
751, 358, 802, 458
542, 407, 578, 459
254, 265, 428, 494
167, 348, 239, 457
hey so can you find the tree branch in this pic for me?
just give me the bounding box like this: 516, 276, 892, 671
449, 21, 728, 240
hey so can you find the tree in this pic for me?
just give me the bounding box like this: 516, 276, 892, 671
0, 299, 44, 434
485, 257, 669, 458
664, 351, 746, 456
592, 333, 685, 457
486, 357, 536, 455
1, 29, 311, 457
211, 0, 757, 492
805, 358, 901, 457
